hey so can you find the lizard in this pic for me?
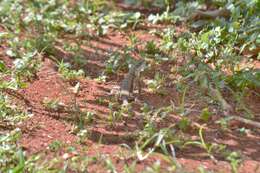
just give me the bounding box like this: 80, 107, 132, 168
115, 59, 146, 105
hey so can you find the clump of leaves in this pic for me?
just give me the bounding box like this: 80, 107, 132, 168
0, 128, 25, 172
12, 51, 42, 82
42, 97, 65, 111
58, 61, 85, 81
226, 152, 241, 173
226, 69, 260, 91
137, 105, 185, 156
159, 28, 176, 53
177, 117, 191, 132
48, 140, 63, 152
77, 129, 88, 144
148, 6, 181, 25
104, 49, 135, 75
124, 0, 173, 9
0, 94, 28, 127
145, 41, 161, 56
146, 72, 167, 95
200, 108, 212, 122
107, 101, 133, 124
184, 126, 225, 161
89, 11, 142, 36
105, 51, 123, 74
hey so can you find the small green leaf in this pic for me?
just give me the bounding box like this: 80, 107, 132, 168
178, 117, 190, 131
11, 150, 25, 173
200, 108, 212, 122
0, 61, 6, 72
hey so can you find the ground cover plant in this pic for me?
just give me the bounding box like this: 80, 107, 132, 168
0, 0, 259, 172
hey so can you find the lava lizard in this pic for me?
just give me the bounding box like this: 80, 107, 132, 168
115, 59, 146, 105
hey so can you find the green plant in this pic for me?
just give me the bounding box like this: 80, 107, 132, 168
226, 152, 241, 173
104, 48, 135, 75
124, 0, 172, 9
90, 10, 142, 36
96, 97, 107, 105
123, 161, 137, 173
200, 108, 212, 122
0, 128, 24, 172
107, 101, 133, 125
128, 33, 139, 49
105, 159, 118, 173
159, 28, 176, 53
177, 117, 190, 131
58, 60, 85, 81
42, 97, 64, 111
146, 72, 167, 95
77, 129, 88, 144
0, 0, 258, 171
94, 74, 107, 83
148, 6, 181, 25
12, 51, 42, 81
48, 140, 63, 152
70, 110, 94, 128
0, 94, 28, 127
184, 126, 223, 161
215, 117, 231, 131
105, 51, 122, 74
145, 41, 161, 56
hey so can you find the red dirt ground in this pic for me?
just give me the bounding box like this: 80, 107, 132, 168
1, 11, 260, 173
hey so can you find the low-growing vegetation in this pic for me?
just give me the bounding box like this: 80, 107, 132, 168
0, 0, 259, 172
